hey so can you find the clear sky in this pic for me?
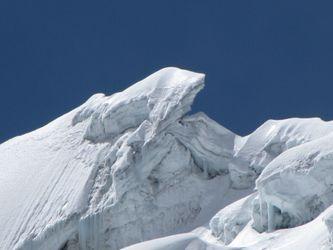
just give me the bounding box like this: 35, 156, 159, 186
1, 1, 333, 142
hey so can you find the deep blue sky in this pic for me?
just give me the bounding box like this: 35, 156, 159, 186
1, 1, 333, 142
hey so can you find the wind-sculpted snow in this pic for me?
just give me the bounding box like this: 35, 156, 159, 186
72, 67, 205, 142
70, 68, 239, 249
230, 118, 333, 188
0, 111, 97, 250
3, 67, 333, 250
209, 193, 256, 245
124, 117, 333, 249
0, 67, 242, 250
168, 112, 236, 177
253, 133, 333, 232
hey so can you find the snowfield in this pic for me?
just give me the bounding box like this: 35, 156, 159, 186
1, 67, 333, 249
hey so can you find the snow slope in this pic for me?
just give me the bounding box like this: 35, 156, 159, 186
127, 116, 333, 250
0, 67, 249, 250
2, 67, 333, 250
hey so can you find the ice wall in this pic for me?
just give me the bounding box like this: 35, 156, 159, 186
230, 118, 333, 189
68, 68, 238, 249
0, 67, 239, 250
4, 66, 333, 250
253, 133, 333, 232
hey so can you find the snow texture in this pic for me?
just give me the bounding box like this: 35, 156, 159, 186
134, 117, 333, 250
324, 206, 333, 246
253, 132, 333, 232
0, 67, 240, 250
2, 67, 333, 250
230, 118, 333, 189
209, 193, 256, 244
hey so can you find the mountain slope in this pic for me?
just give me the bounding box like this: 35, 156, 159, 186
125, 116, 333, 249
0, 68, 249, 250
2, 67, 333, 250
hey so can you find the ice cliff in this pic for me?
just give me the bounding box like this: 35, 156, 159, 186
126, 116, 333, 250
230, 118, 333, 189
0, 68, 241, 250
2, 67, 333, 250
253, 132, 333, 232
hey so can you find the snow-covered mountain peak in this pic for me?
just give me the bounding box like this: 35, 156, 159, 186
72, 67, 205, 142
2, 67, 333, 250
0, 67, 238, 250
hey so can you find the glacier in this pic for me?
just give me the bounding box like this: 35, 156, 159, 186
1, 67, 333, 250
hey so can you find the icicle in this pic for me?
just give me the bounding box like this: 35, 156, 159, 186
267, 202, 274, 232
259, 191, 264, 231
224, 224, 228, 244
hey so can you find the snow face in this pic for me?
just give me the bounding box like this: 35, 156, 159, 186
123, 117, 333, 250
0, 110, 94, 250
168, 112, 236, 177
0, 67, 243, 250
253, 133, 333, 232
72, 67, 205, 142
209, 193, 256, 245
230, 118, 333, 189
3, 66, 333, 250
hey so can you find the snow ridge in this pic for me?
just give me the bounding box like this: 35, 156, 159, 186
0, 67, 240, 250
2, 67, 333, 250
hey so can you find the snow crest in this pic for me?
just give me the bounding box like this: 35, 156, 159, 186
3, 67, 333, 250
230, 118, 333, 189
0, 67, 239, 250
72, 67, 205, 142
253, 133, 333, 232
